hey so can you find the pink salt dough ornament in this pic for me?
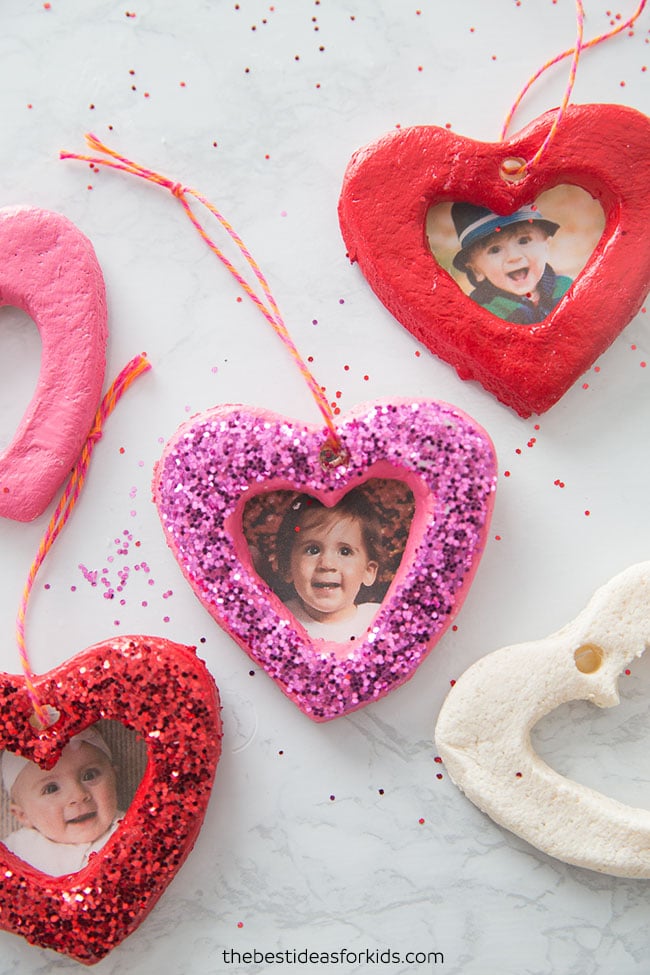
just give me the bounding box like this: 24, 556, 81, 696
435, 562, 650, 878
153, 399, 497, 721
339, 104, 650, 417
0, 206, 107, 522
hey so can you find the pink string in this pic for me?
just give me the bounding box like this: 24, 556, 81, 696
16, 354, 151, 729
501, 0, 647, 173
61, 135, 344, 455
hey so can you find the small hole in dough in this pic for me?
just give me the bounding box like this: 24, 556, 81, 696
574, 643, 604, 674
500, 157, 528, 183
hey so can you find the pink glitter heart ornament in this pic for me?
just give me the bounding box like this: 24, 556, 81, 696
154, 399, 497, 720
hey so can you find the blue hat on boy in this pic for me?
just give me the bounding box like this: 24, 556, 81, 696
451, 203, 559, 274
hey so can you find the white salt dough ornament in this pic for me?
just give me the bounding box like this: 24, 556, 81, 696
0, 206, 107, 522
435, 562, 650, 878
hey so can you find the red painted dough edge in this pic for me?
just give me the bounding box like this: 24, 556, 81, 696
339, 104, 650, 416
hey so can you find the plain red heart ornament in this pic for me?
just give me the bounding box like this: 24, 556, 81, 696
0, 636, 221, 964
338, 104, 650, 417
154, 399, 497, 721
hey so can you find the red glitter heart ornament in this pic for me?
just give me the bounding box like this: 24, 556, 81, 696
154, 399, 497, 721
338, 104, 650, 417
0, 635, 221, 964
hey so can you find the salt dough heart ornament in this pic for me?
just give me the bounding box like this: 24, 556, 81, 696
154, 399, 497, 721
0, 635, 221, 963
435, 562, 650, 878
0, 206, 107, 522
339, 104, 650, 417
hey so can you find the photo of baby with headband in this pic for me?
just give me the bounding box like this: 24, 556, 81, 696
1, 723, 145, 877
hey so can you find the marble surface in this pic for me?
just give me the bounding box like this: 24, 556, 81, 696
0, 1, 648, 972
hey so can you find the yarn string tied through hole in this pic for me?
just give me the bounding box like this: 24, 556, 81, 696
499, 0, 647, 177
60, 135, 347, 467
15, 354, 151, 730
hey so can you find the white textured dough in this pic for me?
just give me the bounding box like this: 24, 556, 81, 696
435, 563, 650, 878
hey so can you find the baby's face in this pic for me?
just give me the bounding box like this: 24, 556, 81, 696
287, 512, 378, 624
10, 742, 118, 846
466, 223, 550, 299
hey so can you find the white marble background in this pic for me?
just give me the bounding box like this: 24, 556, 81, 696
0, 1, 648, 972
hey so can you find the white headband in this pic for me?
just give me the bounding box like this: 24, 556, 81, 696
1, 726, 112, 796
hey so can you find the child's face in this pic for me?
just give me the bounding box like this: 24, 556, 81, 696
287, 511, 378, 624
10, 742, 118, 846
465, 224, 550, 300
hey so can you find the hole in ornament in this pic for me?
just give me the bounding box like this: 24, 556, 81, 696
241, 478, 415, 649
0, 306, 42, 452
532, 646, 650, 809
0, 719, 147, 877
28, 704, 62, 732
426, 185, 606, 325
500, 157, 528, 183
574, 643, 604, 674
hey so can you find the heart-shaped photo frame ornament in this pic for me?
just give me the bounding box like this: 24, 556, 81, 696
435, 563, 650, 878
0, 635, 222, 964
0, 206, 107, 522
338, 104, 650, 417
154, 399, 497, 721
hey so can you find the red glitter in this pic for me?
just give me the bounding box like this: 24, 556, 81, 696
436, 773, 443, 780
418, 818, 425, 824
434, 756, 442, 764
0, 637, 221, 962
504, 470, 511, 477
237, 921, 244, 928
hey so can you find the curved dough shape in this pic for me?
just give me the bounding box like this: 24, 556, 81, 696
435, 562, 650, 878
0, 206, 107, 522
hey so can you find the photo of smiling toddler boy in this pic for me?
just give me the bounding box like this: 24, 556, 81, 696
275, 490, 382, 645
1, 725, 123, 877
451, 203, 572, 324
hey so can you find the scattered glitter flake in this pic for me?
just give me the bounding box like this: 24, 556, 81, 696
436, 773, 443, 780
237, 922, 244, 929
434, 756, 443, 764
418, 817, 425, 825
584, 510, 591, 516
329, 794, 336, 801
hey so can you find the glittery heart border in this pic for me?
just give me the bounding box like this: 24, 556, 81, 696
0, 636, 221, 964
338, 104, 650, 417
154, 399, 497, 721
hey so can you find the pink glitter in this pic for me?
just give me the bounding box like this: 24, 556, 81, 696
153, 400, 497, 721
